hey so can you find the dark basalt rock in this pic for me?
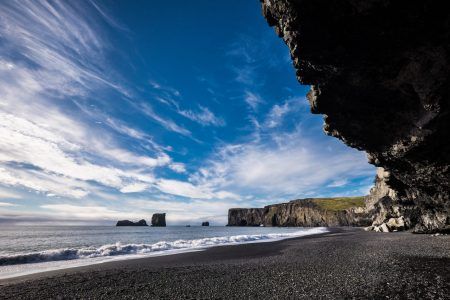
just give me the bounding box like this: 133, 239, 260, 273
151, 213, 166, 227
228, 199, 371, 227
116, 219, 148, 226
201, 221, 210, 226
261, 0, 450, 233
228, 208, 265, 226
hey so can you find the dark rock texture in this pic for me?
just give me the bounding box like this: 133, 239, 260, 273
228, 208, 265, 226
261, 0, 450, 233
201, 222, 210, 226
116, 219, 148, 226
151, 213, 166, 227
228, 199, 371, 227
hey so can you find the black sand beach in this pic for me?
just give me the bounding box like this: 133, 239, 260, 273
1, 228, 449, 299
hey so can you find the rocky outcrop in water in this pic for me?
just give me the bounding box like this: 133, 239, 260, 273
116, 219, 148, 226
201, 222, 210, 226
261, 0, 450, 233
151, 213, 166, 227
228, 199, 371, 227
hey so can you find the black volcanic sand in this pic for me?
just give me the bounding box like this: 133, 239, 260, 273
0, 228, 449, 299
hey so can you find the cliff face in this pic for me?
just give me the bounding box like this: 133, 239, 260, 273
261, 0, 450, 233
228, 208, 265, 226
228, 199, 371, 227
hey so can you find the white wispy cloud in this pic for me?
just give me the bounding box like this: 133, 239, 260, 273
40, 204, 138, 220
0, 167, 91, 198
0, 112, 163, 196
119, 183, 150, 193
0, 189, 22, 200
244, 91, 264, 110
169, 163, 187, 173
0, 0, 216, 207
150, 80, 225, 127
263, 97, 308, 128
149, 79, 181, 96
234, 65, 258, 85
0, 202, 19, 207
265, 102, 290, 128
226, 41, 255, 64
178, 106, 225, 127
154, 178, 240, 201
327, 179, 349, 188
0, 1, 173, 199
155, 179, 213, 199
0, 0, 130, 97
226, 36, 261, 86
140, 103, 192, 136
74, 101, 174, 153
190, 127, 374, 199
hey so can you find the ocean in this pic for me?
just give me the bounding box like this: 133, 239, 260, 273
0, 226, 327, 279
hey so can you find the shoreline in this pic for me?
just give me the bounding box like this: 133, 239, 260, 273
1, 227, 449, 299
0, 227, 330, 282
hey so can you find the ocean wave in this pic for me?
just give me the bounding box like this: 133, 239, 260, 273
0, 228, 327, 266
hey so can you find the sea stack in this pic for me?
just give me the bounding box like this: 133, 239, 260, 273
116, 219, 148, 226
151, 213, 166, 227
201, 221, 209, 226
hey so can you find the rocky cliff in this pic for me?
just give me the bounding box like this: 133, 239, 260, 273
151, 213, 166, 227
261, 0, 450, 233
228, 208, 265, 226
228, 198, 371, 227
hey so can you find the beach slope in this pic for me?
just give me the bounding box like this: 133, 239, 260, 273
0, 228, 448, 299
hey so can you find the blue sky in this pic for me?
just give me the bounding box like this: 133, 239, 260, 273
0, 0, 375, 225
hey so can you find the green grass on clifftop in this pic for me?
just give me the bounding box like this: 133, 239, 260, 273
310, 196, 365, 211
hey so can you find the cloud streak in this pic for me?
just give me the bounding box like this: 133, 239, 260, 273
150, 80, 225, 127
139, 103, 192, 136
0, 1, 375, 225
190, 106, 374, 201
0, 1, 175, 199
178, 106, 226, 127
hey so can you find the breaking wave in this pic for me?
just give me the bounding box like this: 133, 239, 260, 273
0, 227, 327, 266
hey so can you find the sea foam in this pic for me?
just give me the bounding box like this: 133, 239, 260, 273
0, 227, 328, 266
